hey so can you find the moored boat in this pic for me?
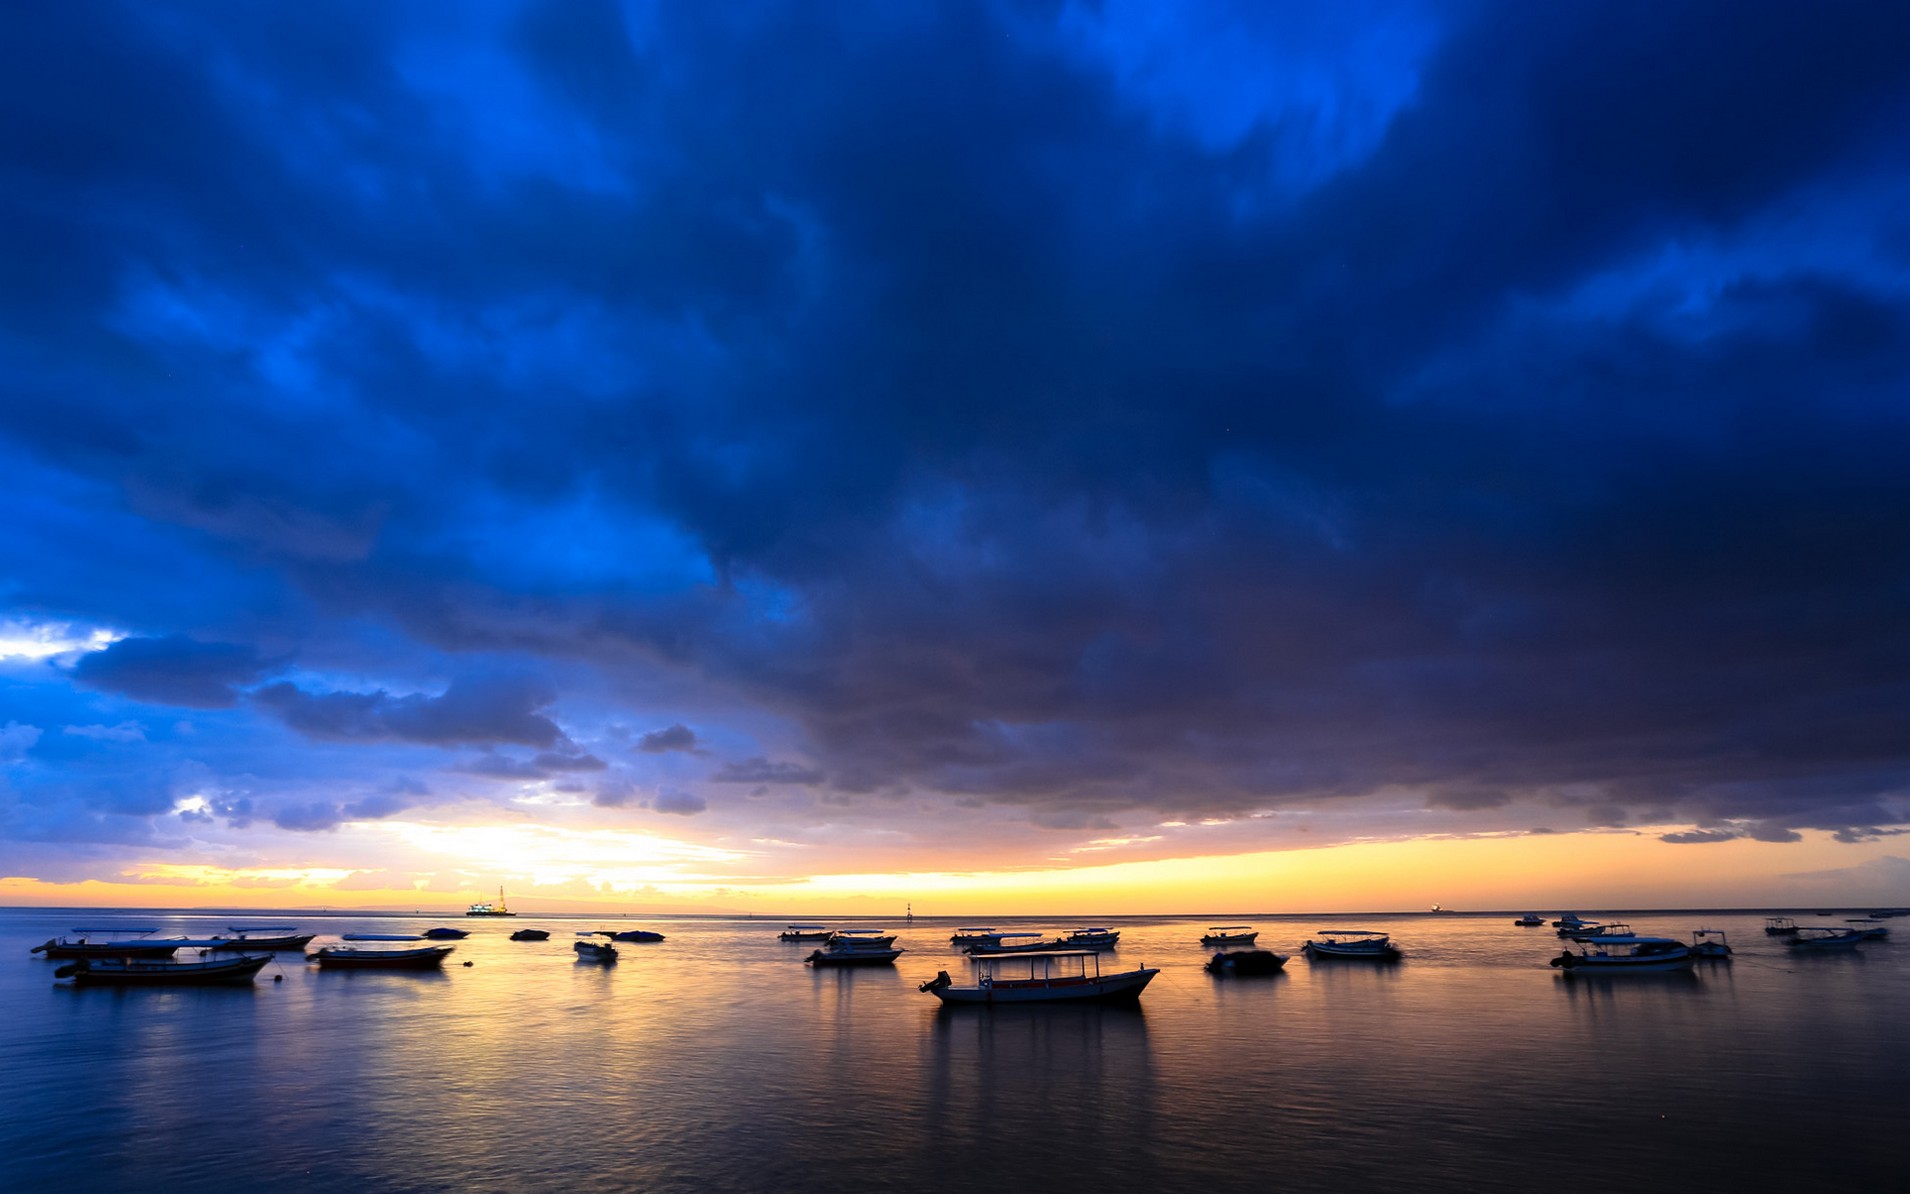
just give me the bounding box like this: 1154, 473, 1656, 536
965, 932, 1063, 955
510, 929, 550, 942
919, 950, 1157, 1004
1843, 919, 1889, 941
1764, 917, 1798, 936
574, 938, 619, 963
1514, 913, 1545, 926
949, 927, 1002, 946
1552, 913, 1593, 931
1787, 927, 1865, 950
1551, 937, 1694, 974
1690, 929, 1733, 959
1200, 925, 1257, 946
1303, 930, 1402, 961
806, 941, 904, 966
779, 924, 833, 941
54, 953, 274, 986
309, 943, 455, 969
606, 929, 667, 943
31, 929, 199, 960
1062, 927, 1120, 950
422, 927, 469, 939
1568, 922, 1640, 942
828, 929, 897, 950
210, 927, 316, 951
1205, 949, 1288, 975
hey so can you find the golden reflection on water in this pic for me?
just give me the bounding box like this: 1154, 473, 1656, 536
3, 910, 1907, 1191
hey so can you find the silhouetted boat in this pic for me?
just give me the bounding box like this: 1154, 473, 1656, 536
1764, 917, 1799, 936
1205, 949, 1288, 975
1786, 927, 1865, 951
467, 887, 517, 916
574, 938, 618, 963
422, 927, 469, 939
1551, 938, 1694, 973
1304, 930, 1402, 960
30, 929, 220, 959
965, 932, 1063, 955
806, 937, 904, 966
1843, 919, 1889, 940
606, 929, 666, 943
510, 929, 550, 942
1690, 929, 1733, 959
309, 944, 455, 969
1514, 913, 1545, 926
778, 924, 833, 941
919, 950, 1157, 1004
54, 953, 273, 986
1552, 914, 1593, 932
949, 927, 1002, 946
1200, 925, 1257, 946
210, 926, 315, 951
1062, 928, 1121, 949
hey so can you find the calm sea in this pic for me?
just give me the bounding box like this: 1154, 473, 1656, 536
1, 907, 1903, 1192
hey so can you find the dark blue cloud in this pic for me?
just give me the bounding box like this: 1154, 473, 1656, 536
69, 636, 276, 708
2, 0, 1908, 867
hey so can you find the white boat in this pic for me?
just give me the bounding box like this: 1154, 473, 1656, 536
1303, 930, 1401, 960
1690, 929, 1733, 959
919, 950, 1157, 1004
1200, 925, 1257, 946
1062, 927, 1120, 949
1787, 927, 1866, 950
828, 930, 898, 950
573, 937, 619, 962
1552, 914, 1594, 932
466, 886, 517, 916
778, 924, 833, 942
949, 927, 1002, 945
1514, 913, 1545, 926
1568, 922, 1639, 942
806, 941, 904, 966
1550, 937, 1694, 974
964, 931, 1062, 955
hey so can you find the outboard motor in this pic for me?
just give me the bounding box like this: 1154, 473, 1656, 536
918, 970, 952, 993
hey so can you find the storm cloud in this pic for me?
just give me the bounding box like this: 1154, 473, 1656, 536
2, 1, 1908, 878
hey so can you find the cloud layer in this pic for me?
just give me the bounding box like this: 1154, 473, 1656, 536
2, 2, 1908, 888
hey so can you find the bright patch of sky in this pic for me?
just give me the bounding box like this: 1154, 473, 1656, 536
1056, 0, 1439, 195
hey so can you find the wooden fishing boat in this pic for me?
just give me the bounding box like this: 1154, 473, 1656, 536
829, 930, 896, 949
1786, 927, 1866, 951
574, 939, 618, 963
54, 953, 274, 986
1205, 949, 1289, 975
32, 928, 192, 960
1514, 913, 1546, 926
806, 941, 904, 966
510, 929, 551, 941
1200, 925, 1257, 946
1764, 917, 1798, 936
949, 927, 1002, 946
1062, 928, 1120, 950
604, 929, 666, 942
309, 940, 455, 969
1550, 937, 1695, 974
964, 932, 1064, 955
920, 950, 1157, 1005
1303, 930, 1402, 961
778, 924, 833, 941
1690, 929, 1733, 959
210, 926, 316, 951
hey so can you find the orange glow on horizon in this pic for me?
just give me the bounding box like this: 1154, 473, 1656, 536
1, 826, 1899, 914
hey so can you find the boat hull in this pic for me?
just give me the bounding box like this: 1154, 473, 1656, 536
209, 934, 315, 951
806, 948, 903, 966
309, 946, 455, 969
927, 968, 1157, 1004
510, 930, 551, 941
1200, 934, 1257, 946
1206, 950, 1288, 975
1551, 951, 1695, 974
32, 940, 182, 959
55, 954, 272, 986
1304, 943, 1401, 961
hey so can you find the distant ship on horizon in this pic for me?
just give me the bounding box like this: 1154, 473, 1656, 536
466, 886, 517, 917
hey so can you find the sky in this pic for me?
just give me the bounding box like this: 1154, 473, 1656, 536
2, 1, 1908, 915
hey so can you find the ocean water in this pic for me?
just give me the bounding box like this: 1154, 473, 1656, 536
1, 908, 1903, 1192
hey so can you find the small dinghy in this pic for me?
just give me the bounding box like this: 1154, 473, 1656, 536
574, 937, 618, 963
510, 929, 550, 942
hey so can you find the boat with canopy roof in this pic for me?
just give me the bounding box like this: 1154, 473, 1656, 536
919, 950, 1157, 1004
